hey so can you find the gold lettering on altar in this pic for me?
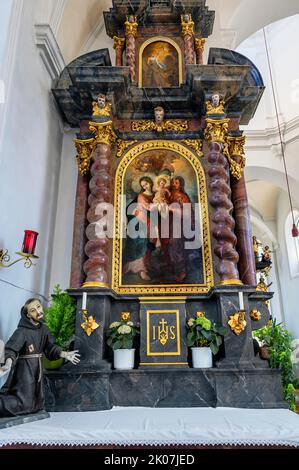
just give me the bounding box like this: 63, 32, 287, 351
152, 318, 177, 346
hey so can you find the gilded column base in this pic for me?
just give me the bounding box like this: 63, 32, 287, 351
82, 281, 110, 289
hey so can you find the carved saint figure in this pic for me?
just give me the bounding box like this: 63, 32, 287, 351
0, 299, 80, 417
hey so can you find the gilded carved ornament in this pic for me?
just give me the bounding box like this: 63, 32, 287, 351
92, 101, 112, 118
81, 309, 100, 337
74, 138, 95, 176
89, 121, 117, 146
132, 119, 188, 133
113, 36, 125, 49
206, 99, 225, 116
182, 139, 203, 158
250, 309, 262, 321
181, 14, 195, 37
225, 135, 246, 180
194, 37, 206, 52
228, 311, 247, 336
204, 118, 229, 143
116, 139, 138, 158
125, 16, 138, 37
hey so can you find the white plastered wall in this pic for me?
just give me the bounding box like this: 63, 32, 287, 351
0, 0, 64, 342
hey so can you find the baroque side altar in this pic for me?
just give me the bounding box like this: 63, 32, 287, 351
46, 0, 286, 411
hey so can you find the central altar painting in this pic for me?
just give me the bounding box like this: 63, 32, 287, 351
112, 141, 214, 294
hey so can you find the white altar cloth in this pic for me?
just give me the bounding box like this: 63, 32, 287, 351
1, 407, 299, 447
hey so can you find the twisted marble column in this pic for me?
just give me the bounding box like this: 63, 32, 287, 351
113, 36, 125, 66
181, 14, 195, 65
83, 123, 116, 288
125, 16, 138, 83
70, 173, 89, 288
228, 134, 256, 285
205, 115, 240, 284
208, 142, 240, 283
70, 134, 95, 288
83, 143, 112, 288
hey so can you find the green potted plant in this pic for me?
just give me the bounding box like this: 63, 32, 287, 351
106, 312, 140, 370
186, 312, 227, 368
253, 319, 297, 411
43, 284, 76, 369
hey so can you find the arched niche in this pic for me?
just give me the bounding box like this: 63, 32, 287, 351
139, 37, 183, 88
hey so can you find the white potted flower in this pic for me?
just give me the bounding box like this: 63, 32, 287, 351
106, 312, 140, 370
186, 312, 227, 368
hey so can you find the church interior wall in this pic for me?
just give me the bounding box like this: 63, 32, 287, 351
0, 0, 63, 343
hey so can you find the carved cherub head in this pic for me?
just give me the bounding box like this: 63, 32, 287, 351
211, 92, 221, 108
154, 106, 165, 125
97, 93, 106, 109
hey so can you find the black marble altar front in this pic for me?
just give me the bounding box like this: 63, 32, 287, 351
44, 286, 287, 412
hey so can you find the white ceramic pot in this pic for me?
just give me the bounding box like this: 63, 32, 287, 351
113, 348, 135, 370
191, 347, 213, 368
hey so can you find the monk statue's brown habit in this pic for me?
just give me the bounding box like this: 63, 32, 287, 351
0, 298, 80, 417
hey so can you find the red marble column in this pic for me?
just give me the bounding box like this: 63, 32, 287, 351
194, 38, 205, 65
70, 174, 89, 288
229, 135, 256, 286
208, 142, 240, 283
113, 36, 125, 66
83, 142, 113, 288
125, 16, 138, 83
181, 15, 195, 65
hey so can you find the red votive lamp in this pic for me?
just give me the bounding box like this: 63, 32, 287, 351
22, 230, 39, 255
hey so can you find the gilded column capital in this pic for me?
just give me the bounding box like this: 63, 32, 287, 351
113, 36, 125, 49
125, 16, 138, 37
181, 14, 194, 37
225, 134, 247, 180
227, 134, 246, 157
74, 137, 95, 176
194, 37, 206, 52
204, 118, 230, 143
89, 121, 117, 146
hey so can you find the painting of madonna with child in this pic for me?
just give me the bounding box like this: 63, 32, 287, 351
122, 151, 204, 286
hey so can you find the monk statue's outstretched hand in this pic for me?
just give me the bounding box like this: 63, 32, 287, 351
0, 358, 12, 377
60, 350, 81, 365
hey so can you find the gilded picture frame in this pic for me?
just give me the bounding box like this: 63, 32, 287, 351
138, 37, 183, 88
112, 140, 214, 295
